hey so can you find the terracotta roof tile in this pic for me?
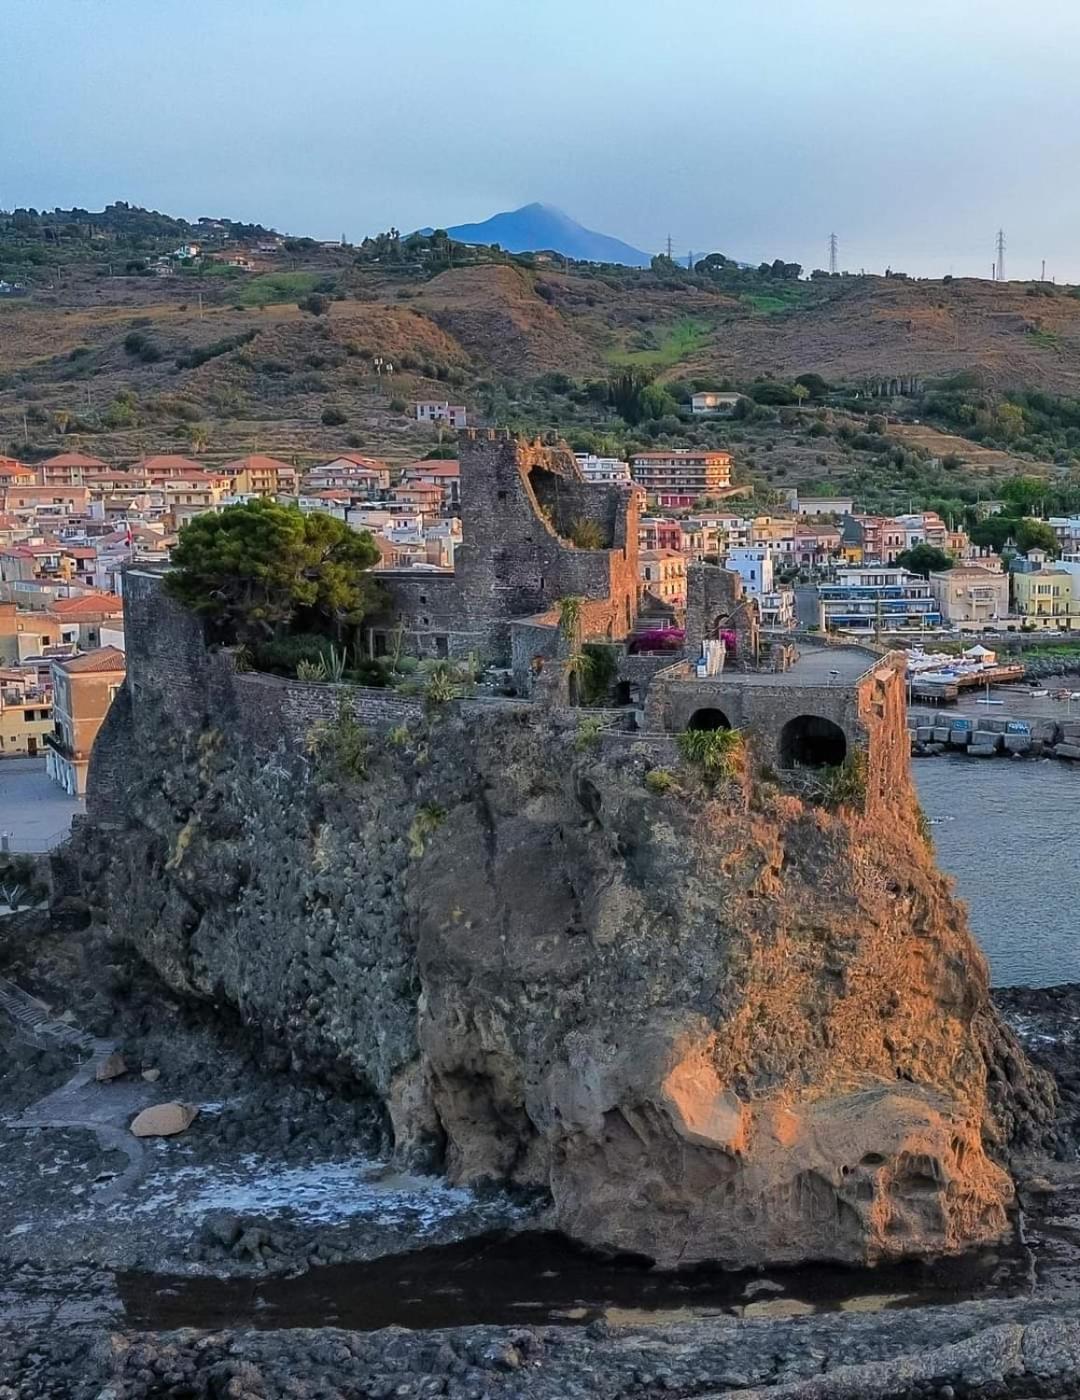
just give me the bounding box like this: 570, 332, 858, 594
56, 646, 126, 675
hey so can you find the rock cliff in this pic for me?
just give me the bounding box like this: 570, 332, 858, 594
68, 579, 1054, 1270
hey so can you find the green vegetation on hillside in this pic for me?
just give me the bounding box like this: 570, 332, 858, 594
608, 317, 710, 369
238, 271, 333, 307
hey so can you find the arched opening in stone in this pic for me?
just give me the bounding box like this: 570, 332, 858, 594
614, 680, 633, 706
567, 670, 580, 707
686, 707, 731, 732
779, 715, 847, 768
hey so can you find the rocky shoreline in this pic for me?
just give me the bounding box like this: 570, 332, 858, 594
4, 902, 1080, 1397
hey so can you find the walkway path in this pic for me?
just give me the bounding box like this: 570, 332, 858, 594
1, 976, 154, 1203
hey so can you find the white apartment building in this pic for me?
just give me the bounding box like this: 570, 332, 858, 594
415, 401, 468, 428
725, 546, 774, 597
574, 453, 632, 486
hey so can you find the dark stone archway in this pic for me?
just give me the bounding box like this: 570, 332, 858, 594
779, 715, 847, 768
686, 707, 732, 732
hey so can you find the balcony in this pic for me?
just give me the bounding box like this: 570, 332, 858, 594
43, 731, 87, 762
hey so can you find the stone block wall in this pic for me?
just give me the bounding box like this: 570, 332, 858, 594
231, 674, 424, 751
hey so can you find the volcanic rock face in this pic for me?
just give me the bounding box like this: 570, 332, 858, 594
71, 596, 1054, 1269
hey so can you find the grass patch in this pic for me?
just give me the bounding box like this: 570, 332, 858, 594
1028, 329, 1061, 350
739, 284, 815, 315
238, 271, 326, 308
608, 317, 709, 369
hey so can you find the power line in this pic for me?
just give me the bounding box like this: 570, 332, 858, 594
996, 228, 1006, 281
828, 232, 838, 276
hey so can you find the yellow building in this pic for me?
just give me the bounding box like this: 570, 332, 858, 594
0, 669, 53, 757
639, 549, 687, 607
1013, 569, 1080, 629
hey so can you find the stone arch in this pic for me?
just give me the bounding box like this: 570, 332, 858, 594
779, 715, 847, 768
686, 707, 732, 732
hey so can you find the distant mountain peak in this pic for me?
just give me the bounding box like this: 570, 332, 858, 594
438, 204, 651, 268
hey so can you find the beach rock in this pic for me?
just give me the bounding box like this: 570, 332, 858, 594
141, 1068, 161, 1083
95, 1052, 127, 1082
65, 578, 1054, 1271
130, 1102, 198, 1138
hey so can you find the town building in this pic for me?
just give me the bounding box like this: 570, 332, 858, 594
725, 546, 774, 597
749, 515, 797, 559
0, 667, 53, 758
46, 646, 126, 795
37, 452, 111, 487
415, 402, 468, 428
787, 491, 854, 517
222, 455, 299, 497
574, 454, 632, 486
816, 567, 942, 633
639, 517, 684, 553
793, 522, 841, 570
690, 391, 742, 416
1013, 569, 1079, 629
639, 550, 687, 608
629, 450, 732, 498
304, 455, 391, 494
928, 566, 1009, 627
401, 459, 461, 510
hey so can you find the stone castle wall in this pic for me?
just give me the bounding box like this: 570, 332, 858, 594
371, 431, 640, 664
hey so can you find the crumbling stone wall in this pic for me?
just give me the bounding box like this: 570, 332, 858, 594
684, 563, 759, 667
372, 432, 640, 665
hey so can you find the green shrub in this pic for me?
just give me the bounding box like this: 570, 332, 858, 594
321, 406, 347, 426
677, 728, 743, 783
306, 697, 369, 780
816, 751, 868, 808
580, 643, 619, 706
251, 632, 334, 676
644, 767, 676, 795
573, 716, 604, 751
389, 397, 407, 413
568, 517, 604, 549
408, 804, 446, 857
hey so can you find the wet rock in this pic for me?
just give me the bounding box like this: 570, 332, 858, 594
141, 1067, 161, 1083
130, 1101, 198, 1137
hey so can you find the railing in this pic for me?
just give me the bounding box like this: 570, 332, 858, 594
0, 826, 74, 854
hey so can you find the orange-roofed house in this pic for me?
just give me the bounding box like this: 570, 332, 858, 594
47, 593, 124, 649
46, 646, 126, 795
0, 458, 36, 487
38, 452, 110, 487
304, 455, 391, 494
222, 455, 299, 496
401, 459, 460, 510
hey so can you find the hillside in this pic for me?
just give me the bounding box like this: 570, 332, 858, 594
5, 227, 1080, 509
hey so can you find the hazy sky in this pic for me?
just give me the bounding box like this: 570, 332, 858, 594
6, 1, 1080, 279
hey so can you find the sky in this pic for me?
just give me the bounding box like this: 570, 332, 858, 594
6, 0, 1080, 280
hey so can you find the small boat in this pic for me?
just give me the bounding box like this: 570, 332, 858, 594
1028, 688, 1049, 698
976, 697, 1005, 705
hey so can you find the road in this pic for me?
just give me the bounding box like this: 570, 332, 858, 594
0, 757, 84, 851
